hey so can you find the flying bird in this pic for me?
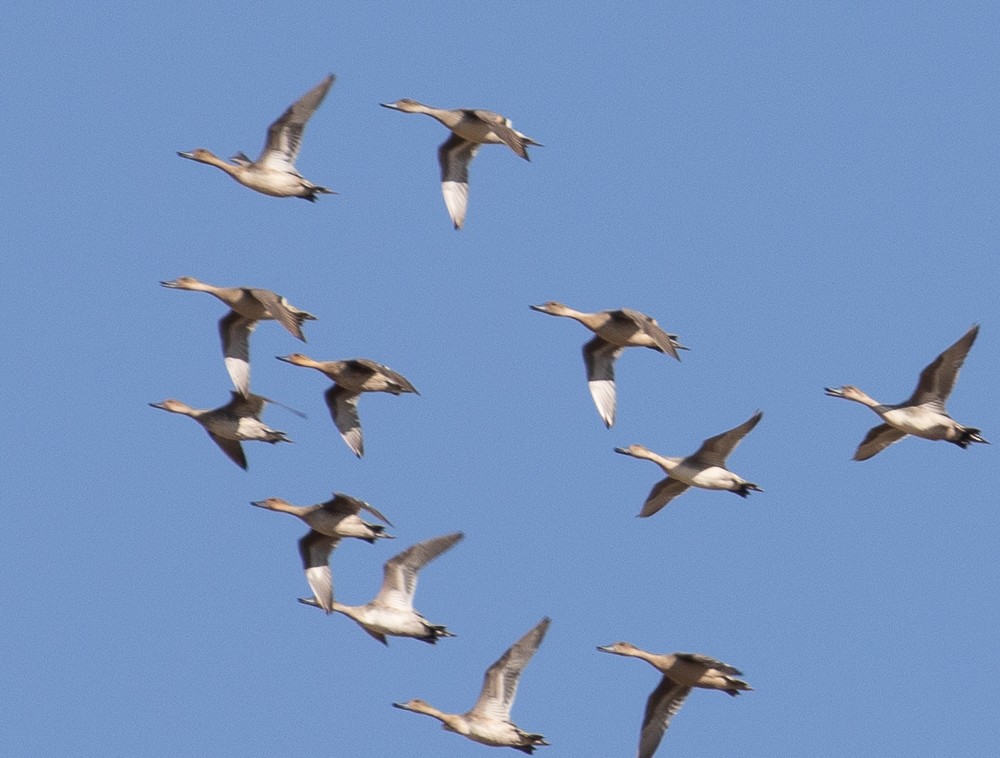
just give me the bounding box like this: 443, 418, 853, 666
161, 276, 316, 397
530, 302, 687, 428
149, 392, 291, 470
615, 411, 763, 516
394, 617, 551, 753
380, 98, 541, 229
276, 354, 417, 457
178, 74, 335, 200
825, 325, 987, 460
597, 641, 751, 758
252, 493, 394, 613
298, 532, 463, 645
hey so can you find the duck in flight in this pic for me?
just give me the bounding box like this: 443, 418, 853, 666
178, 74, 335, 200
394, 617, 551, 754
298, 532, 463, 645
276, 354, 417, 458
825, 325, 987, 460
252, 493, 394, 613
530, 302, 686, 428
149, 392, 292, 470
597, 641, 751, 758
615, 411, 763, 517
161, 276, 316, 398
380, 98, 541, 229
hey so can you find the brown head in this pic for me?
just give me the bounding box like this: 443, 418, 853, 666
597, 641, 642, 657
379, 98, 426, 113
149, 399, 195, 415
160, 276, 205, 290
177, 148, 222, 164
529, 301, 571, 316
276, 353, 314, 367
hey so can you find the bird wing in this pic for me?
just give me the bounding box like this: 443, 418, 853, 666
638, 677, 692, 758
317, 493, 393, 527
324, 385, 364, 457
853, 423, 907, 461
298, 530, 340, 613
639, 478, 690, 518
374, 532, 464, 610
471, 617, 550, 721
618, 308, 682, 360
355, 359, 418, 394
257, 74, 334, 170
250, 289, 306, 340
673, 652, 743, 675
907, 324, 978, 409
438, 133, 480, 229
219, 391, 267, 419
470, 110, 530, 159
690, 411, 763, 468
219, 311, 256, 397
207, 432, 247, 470
583, 336, 623, 428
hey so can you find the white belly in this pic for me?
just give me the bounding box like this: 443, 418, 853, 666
882, 407, 952, 439
672, 463, 741, 490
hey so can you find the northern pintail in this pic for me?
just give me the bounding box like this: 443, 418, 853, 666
615, 411, 763, 516
380, 98, 541, 229
253, 493, 394, 613
276, 354, 418, 457
530, 302, 687, 428
161, 277, 316, 397
825, 325, 987, 460
394, 617, 550, 754
178, 74, 335, 200
149, 392, 291, 469
597, 642, 751, 758
299, 532, 463, 644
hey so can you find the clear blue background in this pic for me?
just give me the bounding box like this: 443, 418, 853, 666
3, 2, 999, 755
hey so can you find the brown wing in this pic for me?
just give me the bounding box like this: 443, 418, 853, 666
374, 532, 464, 610
854, 423, 907, 461
618, 308, 682, 360
250, 289, 305, 340
470, 617, 550, 721
469, 110, 529, 159
317, 493, 394, 527
638, 677, 692, 758
324, 385, 363, 457
690, 411, 763, 468
207, 432, 247, 470
674, 652, 743, 676
639, 478, 691, 517
907, 325, 978, 408
259, 74, 334, 168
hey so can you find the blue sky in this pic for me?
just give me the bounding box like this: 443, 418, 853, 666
3, 2, 1000, 756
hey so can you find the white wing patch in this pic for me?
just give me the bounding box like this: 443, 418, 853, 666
588, 379, 616, 428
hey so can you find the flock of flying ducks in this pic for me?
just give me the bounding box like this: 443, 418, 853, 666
150, 74, 988, 757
